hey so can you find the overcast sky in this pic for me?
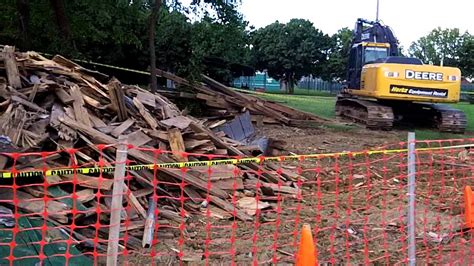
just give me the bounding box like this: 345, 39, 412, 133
238, 0, 473, 48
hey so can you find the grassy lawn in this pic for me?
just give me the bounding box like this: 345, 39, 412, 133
257, 93, 337, 119
263, 88, 337, 97
252, 91, 474, 140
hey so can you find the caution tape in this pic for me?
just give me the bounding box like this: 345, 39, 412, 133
1, 144, 473, 178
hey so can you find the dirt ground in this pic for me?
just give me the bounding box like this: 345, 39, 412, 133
257, 124, 402, 155
123, 124, 472, 265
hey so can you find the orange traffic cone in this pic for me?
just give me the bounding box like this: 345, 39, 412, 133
295, 223, 318, 266
465, 186, 474, 228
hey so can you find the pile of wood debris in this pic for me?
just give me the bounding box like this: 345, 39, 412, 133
0, 46, 303, 251
154, 69, 332, 128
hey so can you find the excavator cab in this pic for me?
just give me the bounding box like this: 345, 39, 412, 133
347, 42, 390, 89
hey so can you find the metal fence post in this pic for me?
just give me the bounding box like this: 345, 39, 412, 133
107, 135, 128, 266
407, 132, 416, 266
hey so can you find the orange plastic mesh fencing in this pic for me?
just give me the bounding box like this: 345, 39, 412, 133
0, 139, 473, 265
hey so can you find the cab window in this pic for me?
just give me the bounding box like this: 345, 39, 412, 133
364, 47, 389, 64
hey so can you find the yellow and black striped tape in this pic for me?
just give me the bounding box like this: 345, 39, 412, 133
1, 144, 472, 178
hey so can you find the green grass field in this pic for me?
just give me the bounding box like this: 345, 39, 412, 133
254, 92, 474, 140
261, 88, 336, 97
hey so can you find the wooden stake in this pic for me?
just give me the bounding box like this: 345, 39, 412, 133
107, 135, 128, 266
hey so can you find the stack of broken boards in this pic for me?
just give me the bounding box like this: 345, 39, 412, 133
152, 68, 332, 128
0, 46, 302, 252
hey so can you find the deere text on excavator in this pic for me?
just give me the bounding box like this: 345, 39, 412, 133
336, 18, 467, 133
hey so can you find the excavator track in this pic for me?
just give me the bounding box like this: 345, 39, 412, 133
335, 97, 394, 130
336, 96, 467, 133
422, 104, 467, 133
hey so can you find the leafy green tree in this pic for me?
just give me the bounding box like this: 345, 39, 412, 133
459, 37, 474, 78
0, 0, 247, 84
324, 27, 352, 81
191, 5, 250, 83
156, 8, 196, 77
409, 27, 470, 66
252, 19, 331, 93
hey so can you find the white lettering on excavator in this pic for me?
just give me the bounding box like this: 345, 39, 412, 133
405, 70, 443, 81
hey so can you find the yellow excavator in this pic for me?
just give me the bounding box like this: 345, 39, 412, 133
336, 18, 467, 133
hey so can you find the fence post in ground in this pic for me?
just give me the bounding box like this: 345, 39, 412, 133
107, 135, 129, 266
407, 132, 416, 266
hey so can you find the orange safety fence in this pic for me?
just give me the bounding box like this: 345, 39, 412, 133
0, 138, 473, 265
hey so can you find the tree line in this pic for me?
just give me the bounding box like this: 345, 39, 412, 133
1, 1, 473, 94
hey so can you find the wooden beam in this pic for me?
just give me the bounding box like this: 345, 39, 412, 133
2, 46, 21, 89
126, 130, 152, 147
70, 85, 92, 127
168, 128, 187, 161
55, 88, 74, 104
133, 97, 158, 129
111, 118, 135, 138
11, 95, 48, 113
107, 79, 129, 122
209, 195, 252, 221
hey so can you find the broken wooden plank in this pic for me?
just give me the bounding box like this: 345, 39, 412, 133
213, 178, 244, 191
136, 90, 156, 108
145, 130, 168, 141
61, 173, 114, 190
160, 116, 192, 130
168, 128, 187, 162
126, 130, 152, 147
184, 139, 211, 150
0, 155, 8, 170
111, 118, 135, 138
89, 112, 108, 128
133, 97, 158, 129
236, 197, 271, 216
209, 195, 252, 221
11, 95, 47, 113
107, 79, 129, 121
0, 189, 69, 223
60, 118, 229, 198
70, 85, 92, 127
54, 87, 73, 104
2, 46, 21, 89
28, 84, 39, 102
75, 189, 95, 203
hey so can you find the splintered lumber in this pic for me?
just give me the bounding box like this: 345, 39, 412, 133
55, 87, 73, 104
133, 97, 158, 129
107, 79, 129, 121
2, 46, 21, 89
0, 49, 302, 254
184, 139, 211, 150
70, 85, 92, 127
61, 173, 114, 190
0, 189, 69, 224
111, 118, 135, 138
197, 74, 336, 127
161, 116, 192, 130
75, 189, 95, 203
210, 195, 252, 221
168, 128, 187, 161
59, 118, 228, 198
11, 95, 48, 113
126, 130, 152, 147
136, 90, 156, 108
